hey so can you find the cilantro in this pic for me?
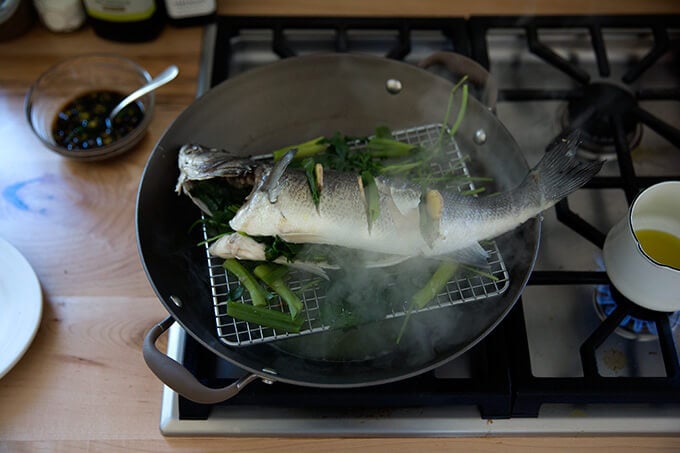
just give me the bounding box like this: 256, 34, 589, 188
259, 236, 303, 262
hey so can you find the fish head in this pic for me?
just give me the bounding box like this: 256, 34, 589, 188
175, 144, 263, 195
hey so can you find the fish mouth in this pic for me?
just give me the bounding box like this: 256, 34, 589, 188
177, 144, 263, 193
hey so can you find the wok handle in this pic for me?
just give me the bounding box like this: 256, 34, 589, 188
418, 51, 498, 111
143, 316, 259, 404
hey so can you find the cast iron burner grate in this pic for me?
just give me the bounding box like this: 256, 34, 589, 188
177, 14, 680, 422
564, 82, 643, 160
469, 15, 680, 204
473, 15, 680, 416
594, 284, 680, 341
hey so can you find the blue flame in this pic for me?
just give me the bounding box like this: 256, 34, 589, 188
595, 254, 680, 335
595, 284, 680, 335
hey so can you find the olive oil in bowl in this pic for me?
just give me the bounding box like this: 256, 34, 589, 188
635, 229, 680, 270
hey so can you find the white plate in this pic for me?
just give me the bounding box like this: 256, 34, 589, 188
0, 237, 42, 380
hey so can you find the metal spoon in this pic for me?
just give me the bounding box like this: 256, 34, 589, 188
108, 65, 179, 121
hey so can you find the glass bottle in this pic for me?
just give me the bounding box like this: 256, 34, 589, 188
83, 0, 165, 42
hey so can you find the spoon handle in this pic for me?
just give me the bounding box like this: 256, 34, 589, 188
109, 65, 179, 120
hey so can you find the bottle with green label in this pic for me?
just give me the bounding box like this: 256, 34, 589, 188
83, 0, 165, 42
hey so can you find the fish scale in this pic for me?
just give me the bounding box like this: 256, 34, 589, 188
176, 124, 601, 347
227, 130, 601, 262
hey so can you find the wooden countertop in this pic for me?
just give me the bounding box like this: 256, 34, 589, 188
1, 3, 679, 451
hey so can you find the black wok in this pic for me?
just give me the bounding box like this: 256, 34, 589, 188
139, 53, 540, 403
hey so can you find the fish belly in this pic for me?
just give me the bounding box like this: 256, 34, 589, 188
230, 170, 427, 256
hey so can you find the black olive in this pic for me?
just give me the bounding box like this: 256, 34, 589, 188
52, 90, 144, 151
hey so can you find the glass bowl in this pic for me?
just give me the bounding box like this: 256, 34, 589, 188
25, 54, 154, 161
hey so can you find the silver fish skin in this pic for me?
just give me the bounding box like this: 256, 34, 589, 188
228, 132, 601, 258
178, 131, 602, 261
230, 167, 427, 256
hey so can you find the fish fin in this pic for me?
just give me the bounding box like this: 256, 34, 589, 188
531, 129, 603, 203
263, 148, 297, 203
445, 242, 490, 270
364, 254, 411, 268
389, 185, 420, 216
182, 183, 214, 216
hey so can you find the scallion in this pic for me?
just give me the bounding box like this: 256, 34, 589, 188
254, 263, 304, 318
227, 301, 304, 333
360, 171, 380, 232
272, 136, 328, 161
301, 157, 321, 207
223, 259, 268, 307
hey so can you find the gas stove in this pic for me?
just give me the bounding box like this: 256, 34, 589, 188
160, 14, 680, 436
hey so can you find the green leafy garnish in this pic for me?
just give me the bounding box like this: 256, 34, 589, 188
449, 83, 469, 137
272, 136, 328, 161
259, 236, 303, 262
360, 170, 380, 231
315, 132, 383, 175
374, 125, 393, 139
187, 180, 248, 238
460, 187, 486, 196
435, 75, 469, 152
365, 126, 420, 159
396, 260, 460, 343
301, 157, 321, 207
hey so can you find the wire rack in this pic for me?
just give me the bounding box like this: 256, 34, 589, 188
204, 124, 510, 347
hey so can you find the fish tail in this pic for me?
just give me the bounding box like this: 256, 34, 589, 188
530, 129, 603, 203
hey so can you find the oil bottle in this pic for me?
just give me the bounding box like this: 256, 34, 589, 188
83, 0, 165, 42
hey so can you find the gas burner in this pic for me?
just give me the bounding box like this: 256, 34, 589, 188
593, 285, 680, 341
564, 82, 643, 160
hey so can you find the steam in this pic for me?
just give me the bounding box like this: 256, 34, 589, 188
277, 253, 460, 366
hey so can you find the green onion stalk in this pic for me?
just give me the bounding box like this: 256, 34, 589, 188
223, 259, 269, 307
434, 75, 469, 152
254, 263, 304, 319
226, 302, 304, 333
396, 260, 460, 344
272, 136, 328, 161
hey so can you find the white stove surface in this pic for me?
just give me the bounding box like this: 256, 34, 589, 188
160, 324, 680, 436
160, 19, 680, 436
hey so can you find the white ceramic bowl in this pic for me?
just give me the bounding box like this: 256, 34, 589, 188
603, 181, 680, 312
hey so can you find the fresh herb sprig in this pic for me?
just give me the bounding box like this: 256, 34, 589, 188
301, 157, 321, 207
257, 235, 303, 262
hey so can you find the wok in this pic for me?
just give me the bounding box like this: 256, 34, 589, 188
139, 53, 540, 403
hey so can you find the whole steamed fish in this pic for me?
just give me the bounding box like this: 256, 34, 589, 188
176, 131, 602, 267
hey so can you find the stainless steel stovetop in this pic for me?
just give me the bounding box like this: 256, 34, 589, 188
160, 15, 680, 436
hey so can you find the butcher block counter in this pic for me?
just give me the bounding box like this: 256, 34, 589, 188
1, 1, 680, 451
